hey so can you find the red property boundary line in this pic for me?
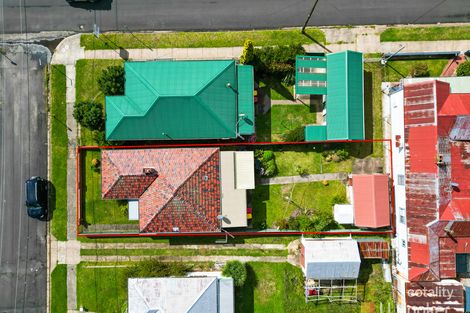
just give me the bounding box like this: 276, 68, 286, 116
76, 139, 395, 238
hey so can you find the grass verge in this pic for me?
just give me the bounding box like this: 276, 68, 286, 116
50, 65, 68, 241
80, 248, 287, 257
80, 28, 325, 50
51, 265, 67, 313
252, 181, 346, 228
381, 26, 470, 42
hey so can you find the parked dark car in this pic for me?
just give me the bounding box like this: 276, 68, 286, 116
25, 177, 48, 219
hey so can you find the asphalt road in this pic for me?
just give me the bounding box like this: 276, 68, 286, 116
1, 0, 470, 34
0, 44, 49, 313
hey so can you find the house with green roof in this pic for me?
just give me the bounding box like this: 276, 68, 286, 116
106, 60, 254, 141
295, 50, 364, 141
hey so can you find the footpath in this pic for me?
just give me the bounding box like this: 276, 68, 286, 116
49, 24, 470, 312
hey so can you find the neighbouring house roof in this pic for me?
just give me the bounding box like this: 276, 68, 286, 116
300, 50, 364, 141
127, 277, 234, 313
401, 79, 470, 284
352, 174, 390, 228
105, 60, 254, 141
301, 238, 361, 280
101, 148, 221, 233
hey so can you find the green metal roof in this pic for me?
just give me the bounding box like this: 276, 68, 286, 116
326, 51, 364, 140
106, 60, 250, 141
295, 54, 327, 95
305, 125, 327, 141
236, 65, 255, 135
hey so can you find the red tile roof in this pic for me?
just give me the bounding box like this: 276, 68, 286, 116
352, 174, 390, 228
101, 148, 221, 233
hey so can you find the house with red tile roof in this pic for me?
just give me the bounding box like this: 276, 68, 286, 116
101, 147, 255, 233
388, 78, 470, 312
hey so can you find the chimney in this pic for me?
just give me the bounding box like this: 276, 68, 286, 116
143, 167, 158, 176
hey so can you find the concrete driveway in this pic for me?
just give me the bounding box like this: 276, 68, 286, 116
0, 44, 49, 313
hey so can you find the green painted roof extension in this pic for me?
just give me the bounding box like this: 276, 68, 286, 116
106, 60, 254, 141
295, 54, 327, 95
326, 51, 364, 140
237, 65, 255, 135
305, 125, 327, 141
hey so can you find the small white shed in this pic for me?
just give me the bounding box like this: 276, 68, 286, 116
300, 238, 361, 280
333, 204, 354, 225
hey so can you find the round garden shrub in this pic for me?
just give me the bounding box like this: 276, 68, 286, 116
98, 65, 125, 95
411, 63, 429, 77
456, 61, 470, 76
73, 101, 104, 131
222, 260, 247, 287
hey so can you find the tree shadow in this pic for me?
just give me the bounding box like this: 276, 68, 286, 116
235, 263, 257, 313
259, 77, 294, 101
357, 259, 376, 302
67, 0, 113, 10
250, 185, 268, 230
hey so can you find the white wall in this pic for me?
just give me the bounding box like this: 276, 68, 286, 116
389, 89, 409, 279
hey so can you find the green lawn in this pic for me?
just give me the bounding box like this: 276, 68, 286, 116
75, 59, 124, 146
82, 150, 134, 225
384, 59, 449, 82
252, 181, 346, 228
51, 265, 67, 313
80, 248, 287, 257
259, 78, 295, 101
77, 264, 128, 313
80, 28, 325, 50
273, 147, 353, 176
381, 25, 470, 42
50, 65, 68, 241
236, 261, 393, 313
364, 62, 385, 157
256, 105, 316, 142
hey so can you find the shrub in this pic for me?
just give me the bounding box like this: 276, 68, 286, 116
240, 39, 254, 64
252, 44, 305, 82
263, 159, 278, 177
334, 149, 349, 162
287, 217, 300, 230
263, 150, 274, 161
254, 149, 264, 159
456, 61, 470, 76
311, 210, 337, 231
222, 261, 247, 287
98, 65, 125, 95
295, 164, 308, 176
411, 63, 429, 77
282, 126, 305, 142
274, 218, 289, 230
73, 101, 104, 131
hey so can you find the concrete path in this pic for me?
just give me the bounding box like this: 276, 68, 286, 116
81, 255, 287, 263
260, 173, 348, 185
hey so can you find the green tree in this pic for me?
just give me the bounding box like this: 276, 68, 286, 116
222, 261, 247, 287
73, 101, 104, 131
240, 39, 254, 64
98, 65, 125, 95
456, 61, 470, 76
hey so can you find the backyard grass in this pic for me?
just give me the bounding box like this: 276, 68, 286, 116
259, 78, 295, 101
252, 181, 346, 228
273, 147, 353, 176
50, 65, 68, 241
80, 28, 325, 50
51, 265, 67, 313
384, 59, 448, 82
82, 149, 134, 225
256, 105, 316, 142
80, 248, 287, 257
364, 62, 385, 157
236, 261, 393, 313
380, 25, 470, 42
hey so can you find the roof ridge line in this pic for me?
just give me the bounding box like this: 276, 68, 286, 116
101, 151, 121, 197
142, 149, 219, 232
194, 60, 234, 96
184, 277, 218, 313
